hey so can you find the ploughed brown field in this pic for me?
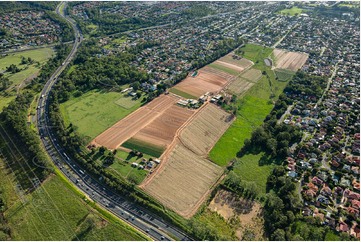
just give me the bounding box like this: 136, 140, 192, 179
141, 103, 233, 217
273, 48, 308, 71
180, 103, 234, 156
240, 68, 262, 82
91, 94, 179, 149
131, 105, 194, 149
172, 68, 231, 98
218, 53, 254, 69
141, 144, 224, 218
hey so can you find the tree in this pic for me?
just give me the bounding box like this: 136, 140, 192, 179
271, 229, 286, 241
99, 146, 106, 155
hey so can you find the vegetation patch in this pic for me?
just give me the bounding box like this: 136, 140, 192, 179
232, 153, 274, 194
190, 209, 237, 240
169, 87, 197, 99
278, 6, 304, 16
274, 68, 295, 82
208, 62, 240, 76
60, 89, 142, 142
114, 95, 140, 109
122, 138, 165, 158
2, 171, 147, 241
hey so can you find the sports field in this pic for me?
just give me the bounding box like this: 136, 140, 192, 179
60, 89, 143, 142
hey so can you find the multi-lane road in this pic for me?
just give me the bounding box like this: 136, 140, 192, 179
36, 2, 191, 241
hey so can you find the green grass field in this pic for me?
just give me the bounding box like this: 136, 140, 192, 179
233, 153, 274, 194
208, 63, 240, 76
0, 48, 54, 71
101, 150, 151, 185
60, 89, 143, 142
169, 87, 197, 99
278, 6, 303, 16
109, 160, 148, 185
122, 138, 165, 158
274, 68, 295, 82
0, 162, 147, 241
114, 96, 140, 109
210, 44, 288, 166
0, 48, 54, 111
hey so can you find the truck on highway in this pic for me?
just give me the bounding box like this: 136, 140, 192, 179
79, 169, 85, 175
63, 152, 70, 161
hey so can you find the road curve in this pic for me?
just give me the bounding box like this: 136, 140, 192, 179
36, 2, 192, 241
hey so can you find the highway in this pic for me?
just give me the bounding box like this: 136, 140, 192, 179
36, 2, 191, 241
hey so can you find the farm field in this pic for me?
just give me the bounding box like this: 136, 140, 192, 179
218, 53, 253, 69
180, 103, 234, 156
122, 138, 165, 158
0, 163, 147, 241
210, 44, 289, 166
171, 68, 231, 98
142, 144, 223, 218
169, 87, 197, 99
60, 89, 143, 142
92, 94, 178, 150
209, 61, 243, 76
272, 48, 308, 72
239, 68, 262, 82
226, 78, 255, 96
129, 105, 194, 153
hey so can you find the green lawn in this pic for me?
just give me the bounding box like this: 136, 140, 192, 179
122, 138, 165, 158
114, 96, 140, 109
233, 153, 274, 194
169, 87, 197, 99
278, 6, 304, 16
60, 89, 143, 142
1, 165, 147, 241
208, 63, 240, 76
210, 44, 289, 166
